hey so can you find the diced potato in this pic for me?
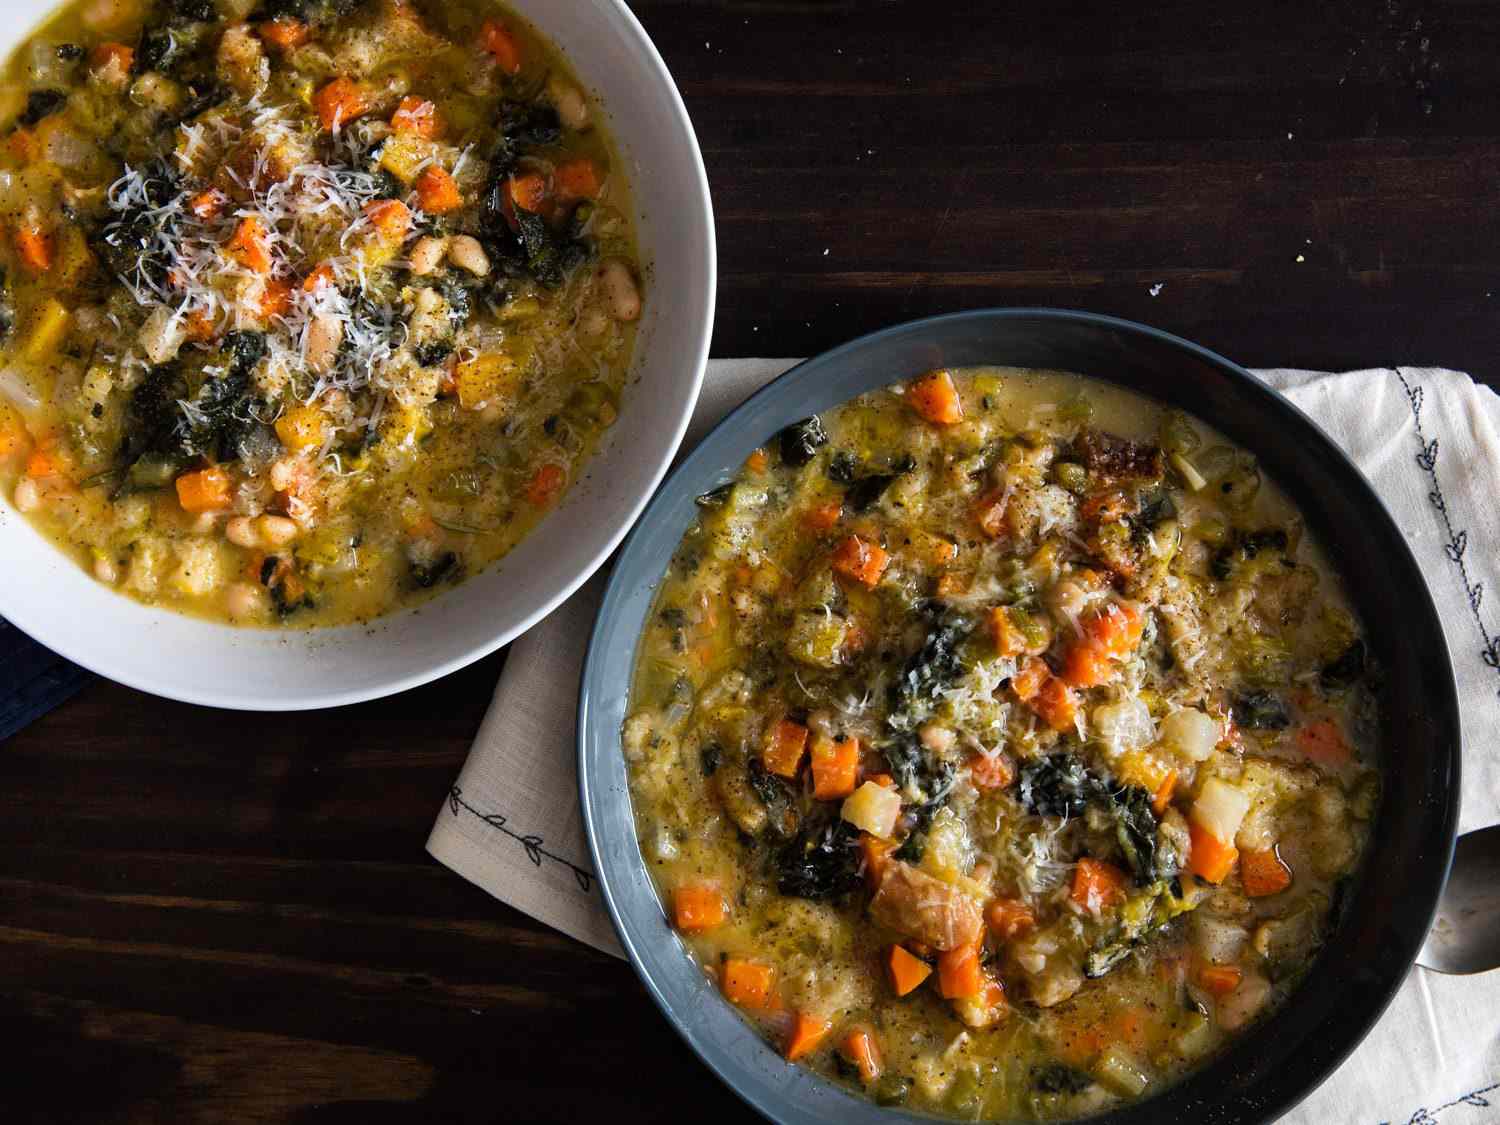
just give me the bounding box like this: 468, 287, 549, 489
785, 609, 847, 668
168, 539, 224, 597
275, 403, 327, 451
1095, 1046, 1151, 1097
378, 135, 435, 184
842, 781, 902, 839
1159, 707, 1219, 761
454, 352, 520, 410
1193, 777, 1252, 843
921, 807, 973, 885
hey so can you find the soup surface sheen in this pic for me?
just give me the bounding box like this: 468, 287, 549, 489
0, 0, 640, 625
623, 367, 1378, 1120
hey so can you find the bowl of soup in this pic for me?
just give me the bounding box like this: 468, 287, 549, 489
579, 310, 1459, 1123
0, 0, 713, 707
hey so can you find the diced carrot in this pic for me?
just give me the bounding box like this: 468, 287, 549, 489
761, 717, 809, 778
7, 128, 38, 161
802, 497, 843, 532
524, 463, 565, 506
363, 198, 412, 242
508, 171, 548, 214
986, 897, 1036, 940
302, 262, 336, 293
906, 369, 964, 425
937, 941, 984, 999
784, 1011, 831, 1061
744, 447, 769, 473
860, 834, 895, 889
1297, 719, 1352, 766
934, 572, 969, 598
1151, 769, 1179, 816
1058, 642, 1111, 689
866, 773, 896, 788
974, 489, 1008, 538
673, 882, 726, 933
1009, 656, 1050, 702
968, 751, 1014, 792
313, 77, 368, 132
1082, 600, 1145, 658
1186, 817, 1239, 884
480, 19, 523, 73
1081, 488, 1133, 523
840, 1026, 882, 1084
553, 157, 601, 202
88, 41, 134, 73
390, 95, 442, 138
721, 958, 775, 1009
258, 16, 310, 50
886, 943, 932, 996
414, 165, 462, 214
831, 534, 890, 587
258, 277, 291, 320
24, 447, 58, 479
174, 466, 233, 513
1070, 857, 1129, 913
811, 736, 859, 800
1109, 1006, 1148, 1051
1031, 675, 1079, 732
1196, 963, 1243, 997
988, 606, 1025, 657
184, 307, 217, 342
14, 224, 52, 273
187, 189, 225, 220
225, 215, 272, 273
1240, 845, 1293, 897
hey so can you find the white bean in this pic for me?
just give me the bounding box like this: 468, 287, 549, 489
225, 516, 260, 548
597, 259, 641, 322
304, 313, 343, 375
256, 514, 299, 546
547, 77, 590, 131
579, 307, 609, 338
408, 235, 448, 276
225, 582, 263, 619
93, 554, 118, 584
191, 512, 220, 534
13, 477, 40, 512
138, 305, 187, 364
447, 235, 491, 277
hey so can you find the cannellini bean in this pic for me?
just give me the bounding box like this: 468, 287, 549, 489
447, 235, 490, 277
191, 512, 220, 534
596, 259, 640, 322
225, 516, 259, 548
408, 235, 448, 276
304, 313, 343, 374
13, 477, 40, 512
138, 305, 187, 364
919, 724, 956, 752
579, 307, 609, 338
216, 23, 269, 98
81, 0, 138, 32
256, 514, 299, 546
269, 457, 297, 491
93, 554, 118, 584
225, 582, 263, 619
547, 77, 589, 131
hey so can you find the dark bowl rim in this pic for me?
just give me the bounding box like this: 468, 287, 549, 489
578, 307, 1462, 1125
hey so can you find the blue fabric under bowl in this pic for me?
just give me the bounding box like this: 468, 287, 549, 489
578, 309, 1459, 1125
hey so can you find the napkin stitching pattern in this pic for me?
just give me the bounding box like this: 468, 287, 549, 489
447, 785, 596, 892
1390, 1080, 1500, 1125
1396, 369, 1500, 693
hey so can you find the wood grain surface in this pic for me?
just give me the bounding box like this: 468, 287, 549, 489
5, 1, 1499, 1122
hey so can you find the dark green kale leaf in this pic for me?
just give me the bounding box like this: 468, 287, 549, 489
410, 551, 460, 589
1234, 690, 1290, 730
19, 90, 67, 127
1017, 753, 1104, 819
844, 454, 917, 512
1111, 784, 1164, 885
775, 818, 862, 900
1031, 1064, 1094, 1095
1320, 640, 1366, 690
1210, 527, 1291, 581
699, 743, 723, 777
695, 482, 734, 508
777, 416, 827, 467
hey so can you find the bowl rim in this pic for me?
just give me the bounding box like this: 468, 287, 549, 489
579, 307, 1461, 1125
0, 0, 717, 711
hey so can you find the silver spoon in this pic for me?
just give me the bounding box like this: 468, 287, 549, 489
1417, 826, 1500, 974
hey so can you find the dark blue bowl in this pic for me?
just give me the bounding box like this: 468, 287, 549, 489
578, 309, 1460, 1125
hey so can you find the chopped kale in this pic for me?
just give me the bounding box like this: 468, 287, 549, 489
695, 482, 734, 508
844, 454, 917, 512
777, 415, 827, 468
1084, 940, 1137, 979
699, 743, 723, 777
121, 363, 189, 463
173, 79, 227, 125
775, 818, 862, 900
1032, 1064, 1094, 1095
413, 340, 454, 368
96, 157, 182, 288
1234, 690, 1291, 730
1212, 527, 1291, 580
222, 330, 266, 378
1111, 784, 1164, 885
891, 829, 926, 865
1017, 753, 1102, 819
882, 612, 971, 801
436, 276, 472, 327
171, 0, 218, 20
747, 759, 799, 840
19, 89, 67, 127
410, 551, 460, 588
1018, 754, 1164, 884
56, 44, 86, 61
1321, 639, 1366, 690
826, 449, 857, 484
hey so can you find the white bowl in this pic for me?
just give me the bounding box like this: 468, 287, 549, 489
0, 0, 715, 709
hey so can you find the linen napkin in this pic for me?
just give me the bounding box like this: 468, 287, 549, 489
427, 360, 1500, 1125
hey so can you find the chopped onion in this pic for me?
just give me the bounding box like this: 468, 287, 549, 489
1160, 707, 1219, 761
1192, 777, 1252, 843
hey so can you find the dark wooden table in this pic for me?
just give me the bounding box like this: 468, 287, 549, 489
7, 1, 1499, 1121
